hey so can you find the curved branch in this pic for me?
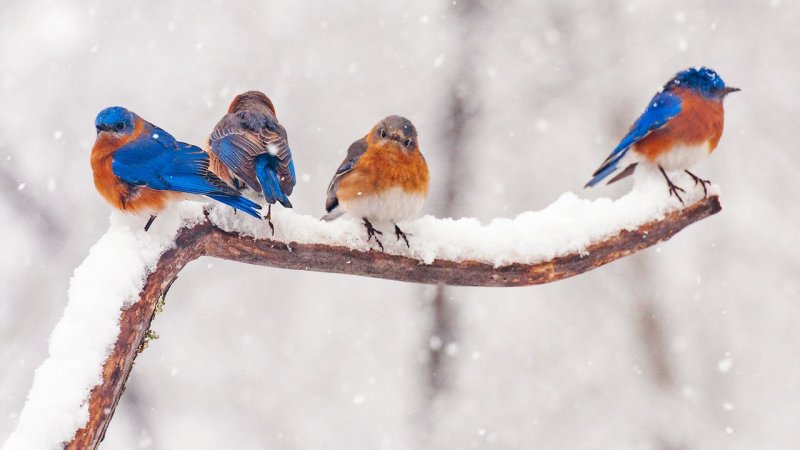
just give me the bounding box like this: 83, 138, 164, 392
207, 196, 720, 286
66, 195, 720, 448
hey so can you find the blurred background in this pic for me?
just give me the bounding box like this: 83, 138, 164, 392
1, 0, 798, 448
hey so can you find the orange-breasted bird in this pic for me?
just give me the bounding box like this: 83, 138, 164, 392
323, 115, 429, 250
585, 66, 739, 203
208, 91, 296, 234
91, 106, 261, 231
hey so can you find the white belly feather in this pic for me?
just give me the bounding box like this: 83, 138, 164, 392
653, 141, 713, 171
339, 187, 426, 223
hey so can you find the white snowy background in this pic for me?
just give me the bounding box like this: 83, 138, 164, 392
0, 0, 797, 449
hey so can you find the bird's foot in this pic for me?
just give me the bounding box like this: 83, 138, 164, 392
266, 218, 275, 236
394, 224, 411, 248
659, 166, 686, 205
264, 204, 275, 236
144, 215, 157, 232
685, 170, 711, 198
667, 183, 686, 205
363, 218, 384, 251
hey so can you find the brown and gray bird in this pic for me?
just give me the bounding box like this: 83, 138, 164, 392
324, 115, 429, 250
208, 91, 296, 232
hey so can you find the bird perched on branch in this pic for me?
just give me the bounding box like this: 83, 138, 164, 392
91, 106, 261, 231
323, 115, 429, 250
208, 91, 296, 234
585, 67, 739, 203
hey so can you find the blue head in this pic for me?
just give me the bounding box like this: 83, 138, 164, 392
665, 67, 740, 99
95, 106, 137, 136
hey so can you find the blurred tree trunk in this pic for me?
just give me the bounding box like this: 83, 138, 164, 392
605, 58, 681, 450
631, 254, 690, 450
598, 2, 680, 443
0, 163, 65, 240
424, 0, 484, 404
631, 256, 674, 388
117, 383, 158, 450
603, 65, 676, 391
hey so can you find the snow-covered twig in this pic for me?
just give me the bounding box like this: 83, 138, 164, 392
4, 180, 721, 450
205, 196, 720, 286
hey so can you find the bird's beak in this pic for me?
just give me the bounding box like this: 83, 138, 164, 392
722, 86, 741, 95
95, 124, 112, 133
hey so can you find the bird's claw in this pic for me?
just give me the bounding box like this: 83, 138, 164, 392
659, 166, 685, 205
394, 225, 411, 248
668, 184, 686, 205
144, 215, 157, 232
363, 218, 384, 252
265, 204, 275, 236
685, 170, 712, 198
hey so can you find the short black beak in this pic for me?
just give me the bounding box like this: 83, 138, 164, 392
722, 86, 741, 95
96, 124, 112, 133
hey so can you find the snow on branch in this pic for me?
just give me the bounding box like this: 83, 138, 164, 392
206, 195, 720, 286
3, 179, 721, 450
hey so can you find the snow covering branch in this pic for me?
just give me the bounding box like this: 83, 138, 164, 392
205, 196, 721, 286
4, 182, 721, 450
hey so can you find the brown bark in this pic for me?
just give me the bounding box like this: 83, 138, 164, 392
65, 195, 721, 449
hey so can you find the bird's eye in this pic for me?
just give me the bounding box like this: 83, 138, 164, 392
379, 129, 387, 138
115, 122, 125, 131
404, 138, 413, 148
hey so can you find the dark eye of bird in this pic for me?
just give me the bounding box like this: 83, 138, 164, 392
404, 138, 413, 147
379, 129, 387, 138
115, 122, 125, 131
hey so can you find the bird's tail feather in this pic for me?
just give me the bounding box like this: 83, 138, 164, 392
207, 193, 262, 219
606, 163, 638, 185
585, 148, 630, 188
321, 208, 344, 221
255, 155, 292, 208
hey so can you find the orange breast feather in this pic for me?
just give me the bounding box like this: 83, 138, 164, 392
634, 89, 725, 162
336, 140, 429, 203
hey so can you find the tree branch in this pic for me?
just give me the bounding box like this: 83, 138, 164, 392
65, 195, 720, 449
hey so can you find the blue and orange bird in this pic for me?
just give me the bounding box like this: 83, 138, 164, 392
90, 106, 262, 231
585, 67, 739, 203
208, 91, 296, 234
323, 115, 429, 250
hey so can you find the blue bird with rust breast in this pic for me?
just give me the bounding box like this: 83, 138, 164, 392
586, 67, 739, 203
208, 91, 296, 233
90, 106, 261, 231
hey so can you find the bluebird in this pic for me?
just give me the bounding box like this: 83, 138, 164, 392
208, 91, 296, 234
323, 115, 429, 250
585, 67, 739, 203
91, 106, 261, 231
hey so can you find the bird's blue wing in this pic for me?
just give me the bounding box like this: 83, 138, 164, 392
210, 112, 296, 199
149, 126, 178, 148
112, 130, 262, 218
614, 91, 682, 155
586, 91, 682, 187
112, 137, 239, 196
